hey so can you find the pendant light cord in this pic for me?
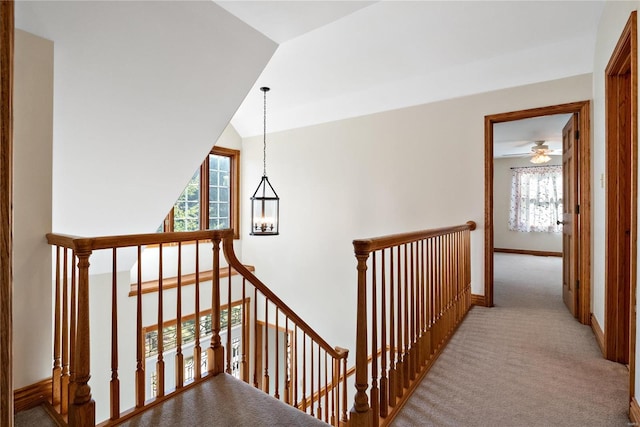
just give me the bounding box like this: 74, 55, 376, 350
263, 87, 267, 177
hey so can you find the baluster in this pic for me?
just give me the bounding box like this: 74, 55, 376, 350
208, 235, 223, 375
371, 252, 379, 426
68, 240, 95, 426
410, 242, 416, 381
380, 249, 388, 418
194, 242, 202, 380
395, 245, 403, 399
61, 249, 69, 414
110, 248, 120, 419
341, 354, 348, 426
317, 344, 321, 419
253, 288, 259, 388
241, 279, 247, 382
293, 325, 298, 407
175, 242, 184, 389
302, 331, 307, 412
263, 299, 270, 393
285, 316, 290, 403
424, 239, 431, 359
226, 265, 232, 374
332, 356, 337, 426
388, 246, 396, 408
135, 245, 145, 407
69, 250, 77, 407
275, 307, 280, 400
324, 351, 329, 423
52, 246, 61, 406
403, 244, 409, 388
156, 244, 165, 397
420, 239, 427, 366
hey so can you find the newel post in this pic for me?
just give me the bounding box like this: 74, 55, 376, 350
350, 242, 373, 427
68, 239, 95, 427
208, 233, 224, 375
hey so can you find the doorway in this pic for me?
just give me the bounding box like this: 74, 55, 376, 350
484, 101, 591, 325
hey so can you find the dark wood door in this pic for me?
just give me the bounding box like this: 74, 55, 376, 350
561, 114, 579, 318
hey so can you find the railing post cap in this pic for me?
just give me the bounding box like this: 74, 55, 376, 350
466, 221, 477, 231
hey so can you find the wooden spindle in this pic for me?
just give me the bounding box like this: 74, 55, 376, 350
175, 242, 184, 389
156, 244, 165, 397
293, 325, 298, 407
395, 245, 403, 399
341, 354, 349, 426
388, 246, 396, 408
409, 242, 416, 381
208, 235, 223, 376
332, 357, 338, 426
110, 248, 120, 419
70, 250, 77, 400
226, 265, 232, 374
52, 246, 61, 406
241, 279, 247, 382
403, 244, 409, 388
253, 288, 259, 388
303, 332, 307, 413
194, 242, 201, 380
285, 316, 290, 403
61, 249, 69, 414
370, 252, 379, 426
380, 249, 388, 418
263, 299, 270, 393
135, 246, 144, 408
68, 240, 95, 426
324, 351, 329, 423
275, 307, 280, 400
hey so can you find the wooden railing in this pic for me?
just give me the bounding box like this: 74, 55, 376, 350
47, 229, 349, 426
349, 221, 476, 427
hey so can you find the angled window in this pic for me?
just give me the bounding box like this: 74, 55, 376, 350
161, 146, 240, 238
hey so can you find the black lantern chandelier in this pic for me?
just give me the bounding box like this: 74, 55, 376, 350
250, 87, 280, 236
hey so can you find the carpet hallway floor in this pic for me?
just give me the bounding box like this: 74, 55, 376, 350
391, 253, 629, 427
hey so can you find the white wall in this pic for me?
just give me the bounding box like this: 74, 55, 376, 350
14, 1, 276, 254
591, 0, 640, 402
493, 156, 563, 253
240, 74, 592, 353
13, 30, 54, 389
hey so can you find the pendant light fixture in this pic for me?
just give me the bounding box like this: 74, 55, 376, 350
250, 87, 280, 236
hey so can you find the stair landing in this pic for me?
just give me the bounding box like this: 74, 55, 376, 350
121, 373, 330, 426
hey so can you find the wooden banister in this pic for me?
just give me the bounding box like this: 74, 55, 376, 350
350, 221, 476, 427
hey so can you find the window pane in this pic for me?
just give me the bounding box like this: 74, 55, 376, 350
208, 153, 232, 231
174, 170, 200, 231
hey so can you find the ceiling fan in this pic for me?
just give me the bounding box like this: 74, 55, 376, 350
501, 140, 557, 164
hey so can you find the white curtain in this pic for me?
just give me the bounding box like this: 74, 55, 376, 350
508, 165, 563, 233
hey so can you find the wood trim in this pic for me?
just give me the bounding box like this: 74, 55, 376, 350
590, 313, 605, 357
0, 1, 13, 425
485, 101, 591, 323
128, 265, 255, 297
494, 248, 562, 257
213, 146, 241, 240
630, 397, 640, 425
604, 10, 638, 399
13, 378, 52, 413
470, 294, 486, 307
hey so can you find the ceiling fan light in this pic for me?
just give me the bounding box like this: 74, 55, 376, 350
530, 153, 551, 164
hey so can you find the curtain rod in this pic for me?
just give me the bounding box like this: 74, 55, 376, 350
510, 165, 562, 170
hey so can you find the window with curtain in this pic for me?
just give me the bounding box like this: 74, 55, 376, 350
509, 165, 563, 233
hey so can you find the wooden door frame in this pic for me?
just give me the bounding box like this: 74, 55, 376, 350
604, 11, 637, 397
0, 0, 14, 424
484, 100, 591, 326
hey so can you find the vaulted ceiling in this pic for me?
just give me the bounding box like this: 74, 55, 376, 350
219, 0, 606, 138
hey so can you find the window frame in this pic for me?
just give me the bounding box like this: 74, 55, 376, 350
162, 146, 240, 239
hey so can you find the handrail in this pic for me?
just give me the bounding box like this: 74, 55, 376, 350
221, 236, 347, 361
353, 221, 476, 254
47, 228, 349, 426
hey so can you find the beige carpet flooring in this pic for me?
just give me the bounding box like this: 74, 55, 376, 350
121, 372, 330, 426
391, 253, 629, 427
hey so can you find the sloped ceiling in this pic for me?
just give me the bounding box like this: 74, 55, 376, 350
221, 0, 606, 137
